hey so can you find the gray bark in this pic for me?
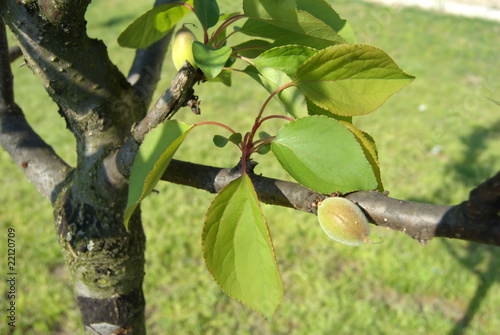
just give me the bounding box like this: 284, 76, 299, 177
1, 0, 148, 333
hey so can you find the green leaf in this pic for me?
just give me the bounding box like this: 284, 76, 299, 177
296, 0, 357, 43
192, 42, 232, 79
338, 121, 383, 192
239, 19, 291, 40
194, 0, 220, 29
256, 143, 271, 155
213, 133, 243, 147
232, 39, 273, 58
228, 132, 243, 145
202, 174, 284, 321
118, 2, 192, 49
306, 98, 352, 123
253, 45, 317, 78
256, 131, 273, 155
294, 44, 415, 116
240, 11, 346, 49
213, 134, 229, 147
243, 0, 297, 21
207, 69, 232, 86
271, 116, 377, 194
244, 66, 307, 119
259, 131, 272, 139
124, 120, 193, 228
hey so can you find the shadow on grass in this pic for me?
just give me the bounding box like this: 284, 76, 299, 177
442, 241, 500, 335
424, 120, 500, 334
445, 120, 500, 191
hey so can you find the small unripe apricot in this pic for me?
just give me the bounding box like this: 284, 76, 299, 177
317, 197, 372, 246
172, 24, 198, 71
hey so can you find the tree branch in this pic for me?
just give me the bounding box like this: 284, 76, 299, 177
161, 159, 500, 247
127, 0, 178, 110
113, 63, 200, 180
131, 62, 200, 143
9, 45, 22, 63
0, 20, 71, 204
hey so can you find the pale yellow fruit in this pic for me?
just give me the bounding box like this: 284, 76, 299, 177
317, 197, 372, 246
172, 25, 198, 71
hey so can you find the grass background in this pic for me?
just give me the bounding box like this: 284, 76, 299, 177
1, 0, 499, 334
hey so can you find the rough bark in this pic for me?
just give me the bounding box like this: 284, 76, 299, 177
1, 0, 148, 333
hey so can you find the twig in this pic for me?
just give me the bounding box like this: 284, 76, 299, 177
131, 61, 199, 143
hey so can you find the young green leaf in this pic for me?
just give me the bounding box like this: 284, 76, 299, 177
296, 0, 357, 43
256, 131, 273, 155
118, 2, 193, 49
124, 120, 193, 228
228, 132, 243, 145
213, 134, 229, 148
192, 42, 232, 79
202, 174, 284, 321
213, 133, 242, 148
194, 0, 220, 30
244, 66, 307, 119
253, 45, 317, 78
271, 116, 378, 194
256, 143, 271, 155
294, 44, 415, 116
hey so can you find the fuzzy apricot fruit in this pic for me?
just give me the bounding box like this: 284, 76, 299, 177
317, 197, 372, 246
172, 24, 198, 71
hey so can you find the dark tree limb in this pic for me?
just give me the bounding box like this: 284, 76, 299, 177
9, 45, 22, 62
162, 159, 500, 247
114, 62, 200, 180
0, 19, 70, 204
131, 62, 200, 143
127, 0, 178, 110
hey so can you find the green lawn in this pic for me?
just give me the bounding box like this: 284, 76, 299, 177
1, 1, 499, 334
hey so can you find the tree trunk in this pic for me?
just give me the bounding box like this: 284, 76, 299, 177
1, 1, 150, 333
54, 177, 146, 334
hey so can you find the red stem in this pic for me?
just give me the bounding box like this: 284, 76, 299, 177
255, 115, 294, 130
212, 14, 246, 45
180, 2, 195, 11
193, 121, 236, 134
251, 82, 295, 142
241, 132, 251, 173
